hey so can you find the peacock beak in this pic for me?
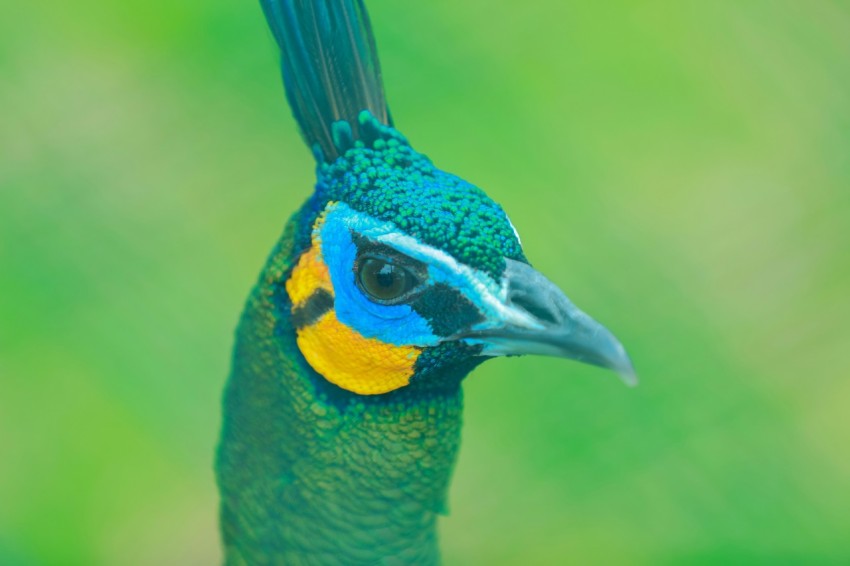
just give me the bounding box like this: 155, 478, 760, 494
461, 258, 637, 386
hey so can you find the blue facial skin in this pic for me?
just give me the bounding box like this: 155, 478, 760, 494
319, 204, 441, 347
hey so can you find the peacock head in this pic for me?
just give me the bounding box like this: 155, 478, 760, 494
284, 112, 635, 396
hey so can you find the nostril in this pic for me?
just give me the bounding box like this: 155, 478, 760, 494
510, 290, 559, 325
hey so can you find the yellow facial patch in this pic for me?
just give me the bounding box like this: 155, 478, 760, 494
285, 207, 421, 395
286, 242, 331, 307
294, 310, 420, 395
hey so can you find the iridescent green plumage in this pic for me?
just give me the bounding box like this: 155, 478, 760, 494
217, 117, 496, 563
218, 220, 472, 563
301, 112, 525, 279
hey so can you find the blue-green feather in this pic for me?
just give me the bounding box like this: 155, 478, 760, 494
260, 0, 391, 161
295, 112, 526, 281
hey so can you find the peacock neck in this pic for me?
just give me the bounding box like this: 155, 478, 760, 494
217, 218, 468, 565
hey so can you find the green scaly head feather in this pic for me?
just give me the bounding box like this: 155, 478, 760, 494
217, 1, 635, 564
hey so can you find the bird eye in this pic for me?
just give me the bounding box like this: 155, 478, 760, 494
357, 257, 417, 302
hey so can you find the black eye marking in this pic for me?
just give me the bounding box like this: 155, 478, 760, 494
411, 283, 484, 337
291, 288, 334, 328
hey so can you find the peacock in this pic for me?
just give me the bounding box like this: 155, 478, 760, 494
216, 1, 635, 563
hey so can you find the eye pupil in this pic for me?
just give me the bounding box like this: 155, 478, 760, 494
358, 257, 415, 301
375, 265, 396, 288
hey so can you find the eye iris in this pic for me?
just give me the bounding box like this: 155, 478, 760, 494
359, 258, 411, 300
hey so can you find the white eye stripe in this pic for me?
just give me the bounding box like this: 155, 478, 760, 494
377, 232, 538, 331
323, 202, 539, 334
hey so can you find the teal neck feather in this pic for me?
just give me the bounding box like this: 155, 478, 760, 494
217, 218, 477, 564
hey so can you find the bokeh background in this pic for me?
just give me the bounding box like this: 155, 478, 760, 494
2, 0, 849, 563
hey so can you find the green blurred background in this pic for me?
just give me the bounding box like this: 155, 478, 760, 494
2, 0, 849, 563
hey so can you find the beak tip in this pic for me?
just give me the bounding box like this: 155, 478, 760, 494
619, 367, 639, 387
603, 335, 638, 387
